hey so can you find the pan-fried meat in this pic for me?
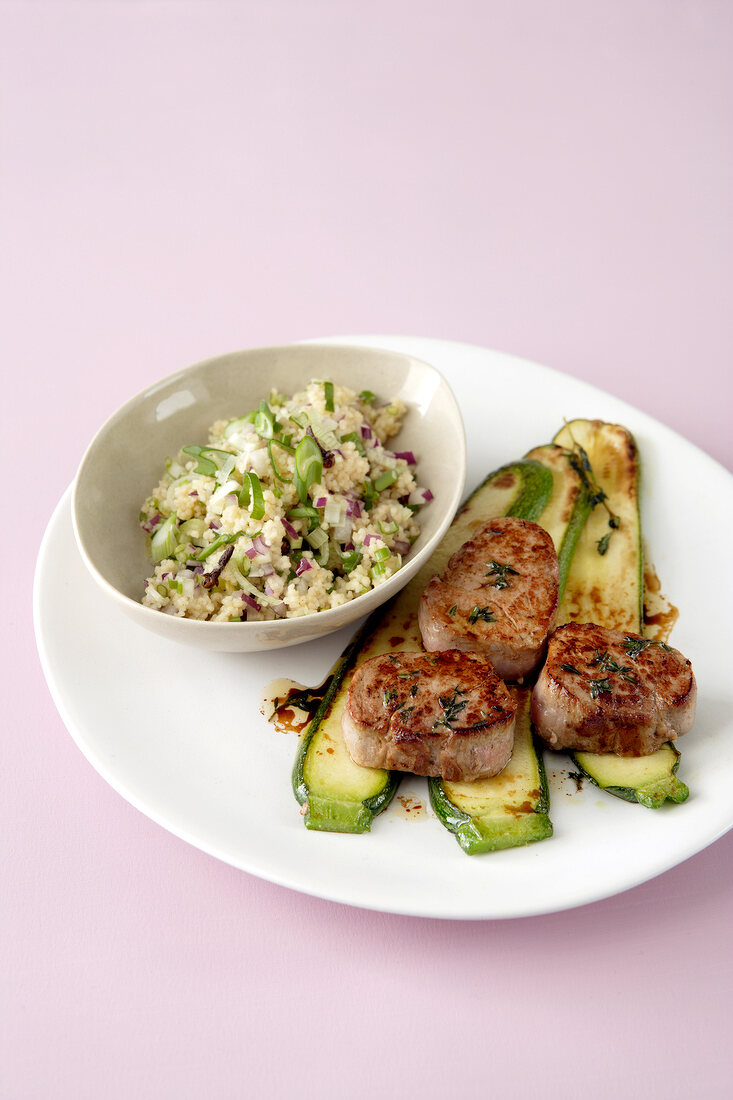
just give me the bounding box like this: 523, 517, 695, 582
342, 650, 516, 782
418, 516, 559, 680
531, 622, 697, 756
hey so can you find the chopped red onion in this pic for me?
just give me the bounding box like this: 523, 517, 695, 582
296, 558, 312, 576
360, 425, 372, 440
252, 535, 269, 556
394, 451, 416, 465
142, 512, 162, 533
344, 541, 354, 551
188, 490, 199, 497
260, 562, 275, 577
282, 519, 299, 539
393, 539, 410, 555
363, 533, 383, 546
241, 593, 261, 611
315, 496, 327, 508
272, 602, 287, 617
225, 493, 238, 505
245, 546, 258, 559
422, 488, 434, 502
345, 498, 362, 518
209, 519, 221, 530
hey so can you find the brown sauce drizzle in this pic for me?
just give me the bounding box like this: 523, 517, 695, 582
261, 676, 332, 735
643, 550, 679, 642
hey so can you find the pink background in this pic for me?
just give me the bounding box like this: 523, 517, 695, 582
4, 3, 733, 1097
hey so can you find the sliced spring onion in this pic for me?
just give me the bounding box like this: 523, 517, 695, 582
370, 562, 387, 579
271, 437, 295, 454
182, 446, 216, 477
215, 453, 237, 483
340, 431, 366, 457
311, 418, 340, 452
373, 546, 390, 563
195, 531, 241, 562
378, 520, 398, 535
252, 400, 276, 439
323, 381, 335, 412
340, 548, 362, 573
151, 514, 179, 562
294, 435, 323, 504
359, 389, 376, 405
183, 446, 235, 478
178, 518, 207, 540
323, 496, 344, 526
239, 471, 265, 519
287, 504, 320, 531
289, 410, 309, 430
267, 440, 292, 483
374, 468, 398, 492
223, 413, 256, 439
363, 478, 375, 510
306, 527, 330, 566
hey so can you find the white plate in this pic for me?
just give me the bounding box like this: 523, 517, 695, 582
34, 337, 733, 919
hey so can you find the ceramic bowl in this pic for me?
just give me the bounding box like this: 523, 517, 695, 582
72, 343, 466, 651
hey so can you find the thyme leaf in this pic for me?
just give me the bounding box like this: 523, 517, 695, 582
560, 663, 581, 675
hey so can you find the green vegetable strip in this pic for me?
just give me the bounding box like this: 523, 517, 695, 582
294, 436, 323, 503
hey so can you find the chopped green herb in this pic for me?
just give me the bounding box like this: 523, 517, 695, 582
589, 677, 613, 699
468, 605, 497, 624
484, 560, 520, 589
434, 686, 468, 729
622, 636, 673, 658
359, 389, 377, 405
397, 705, 415, 720
596, 532, 612, 555
323, 381, 335, 412
384, 689, 398, 706
589, 649, 637, 683
410, 682, 418, 698
448, 604, 457, 616
559, 663, 581, 675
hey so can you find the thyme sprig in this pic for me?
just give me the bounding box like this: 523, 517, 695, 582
468, 605, 497, 625
433, 686, 468, 730
589, 648, 637, 684
622, 636, 673, 659
484, 560, 520, 589
589, 677, 613, 699
561, 426, 621, 555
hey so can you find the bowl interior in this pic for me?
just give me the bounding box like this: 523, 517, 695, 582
72, 343, 465, 648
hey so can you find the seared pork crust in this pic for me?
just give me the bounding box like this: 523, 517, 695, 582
531, 622, 697, 756
342, 650, 516, 781
418, 517, 559, 680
